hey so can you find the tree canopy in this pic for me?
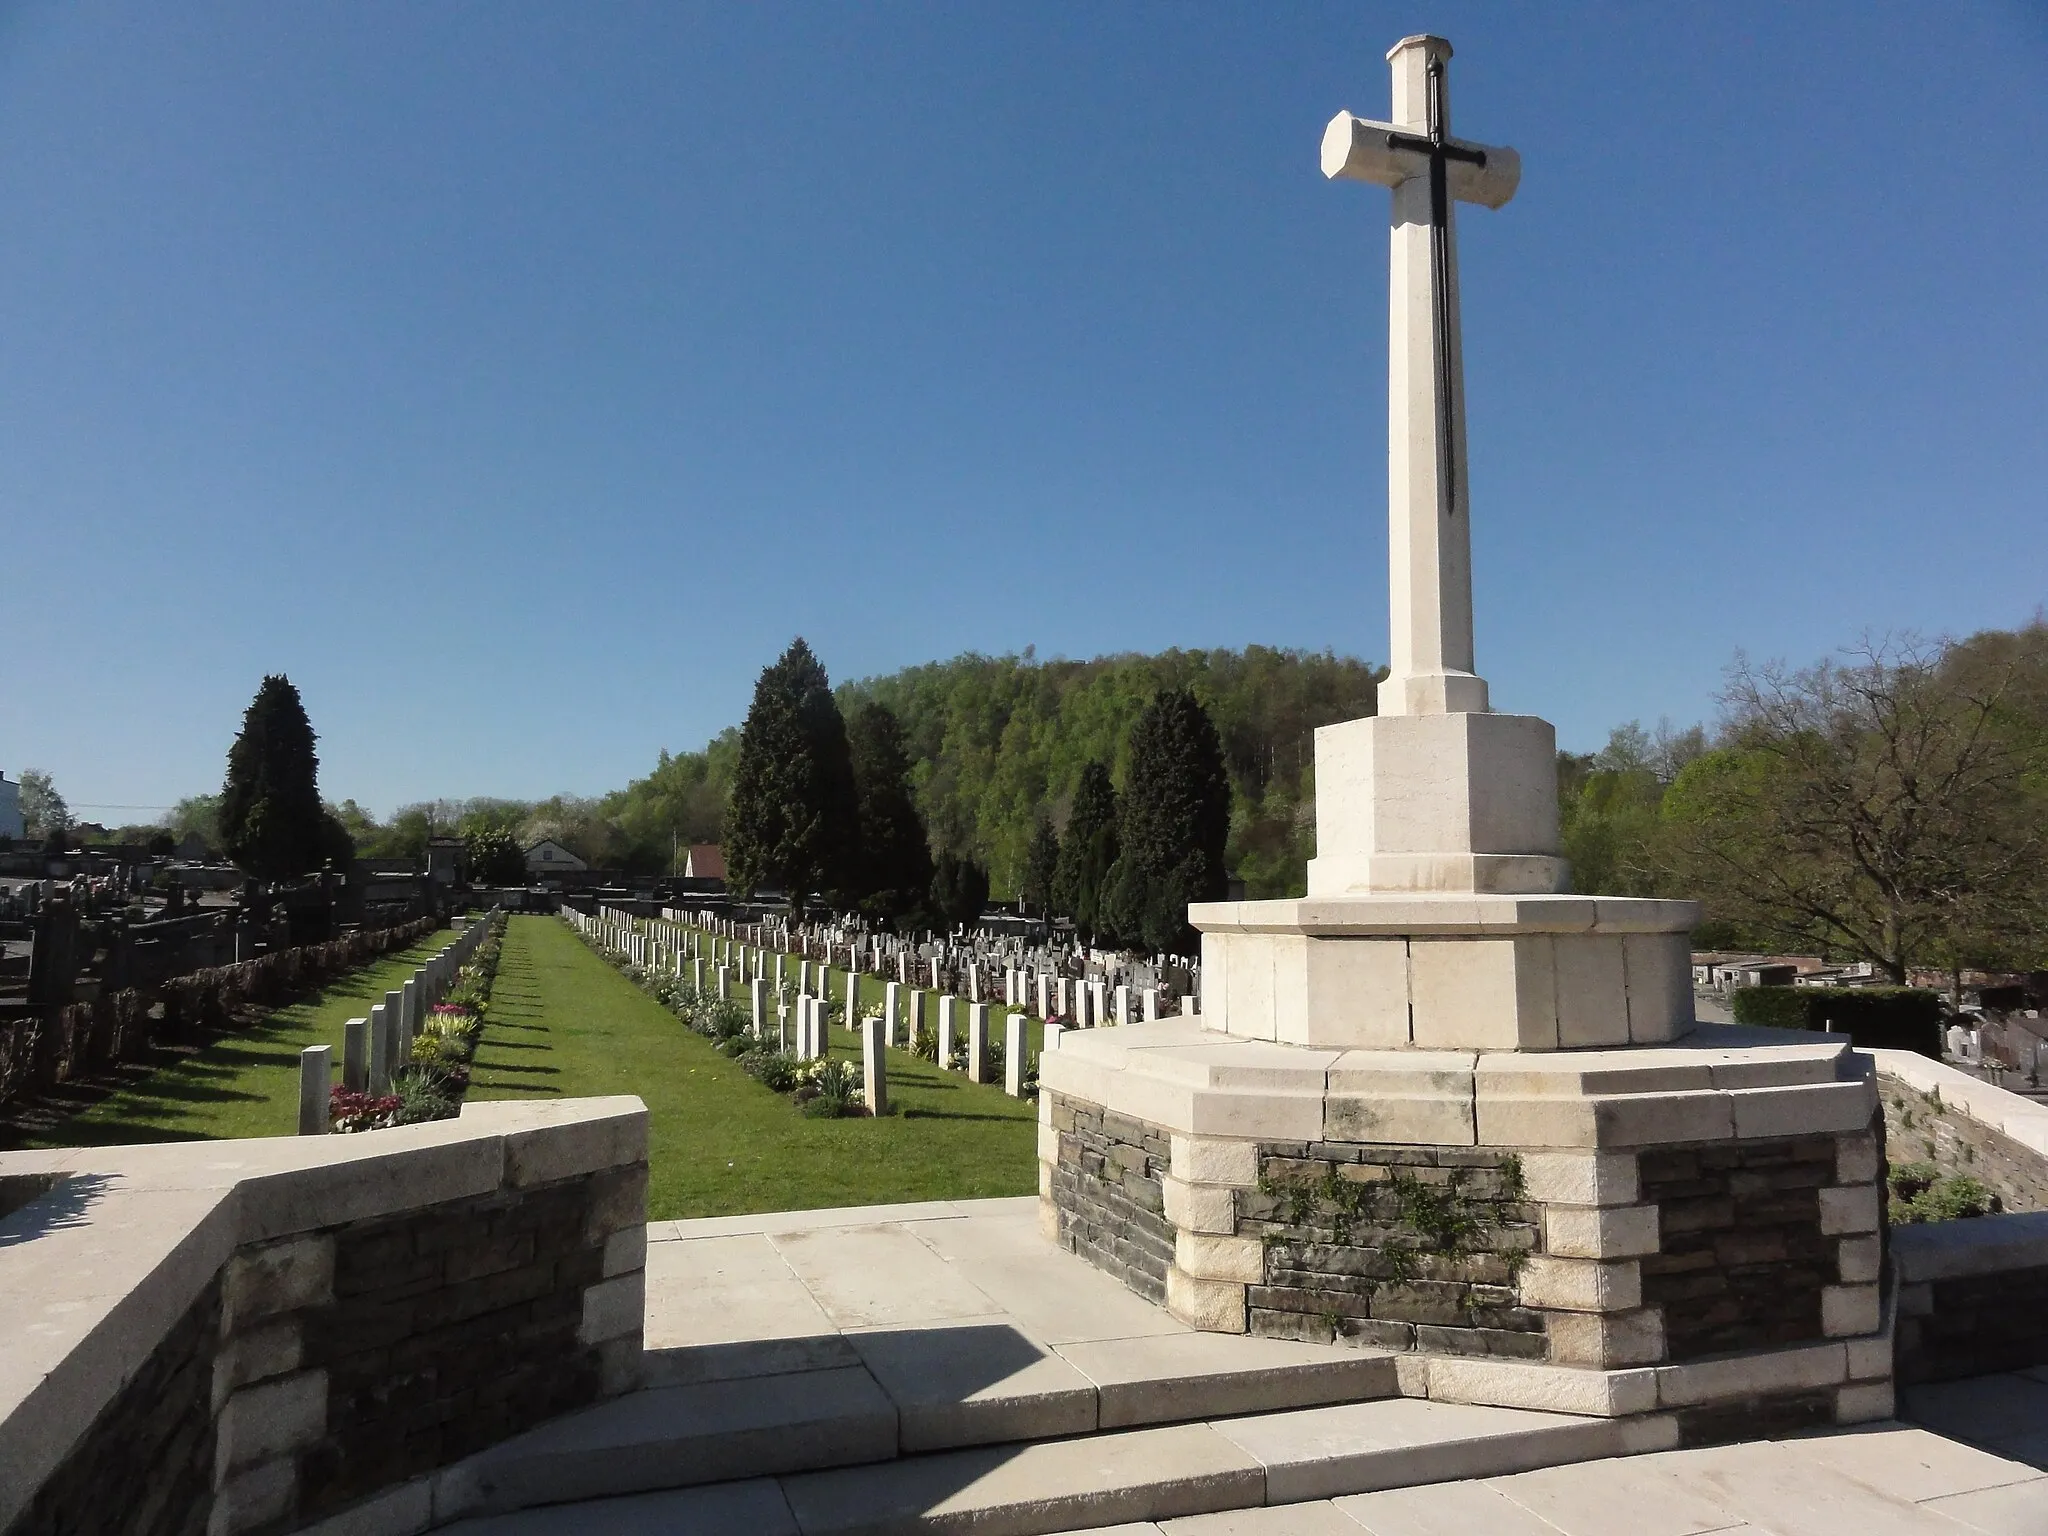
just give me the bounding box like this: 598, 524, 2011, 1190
219, 675, 352, 881
845, 701, 934, 926
724, 638, 859, 913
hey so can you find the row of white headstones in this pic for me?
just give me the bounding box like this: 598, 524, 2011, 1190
565, 905, 1188, 1117
294, 909, 501, 1133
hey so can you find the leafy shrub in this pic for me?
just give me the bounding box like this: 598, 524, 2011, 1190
1887, 1159, 2000, 1223
911, 1024, 938, 1062
1731, 985, 1943, 1056
749, 1052, 800, 1093
330, 1086, 400, 1133
391, 1068, 455, 1125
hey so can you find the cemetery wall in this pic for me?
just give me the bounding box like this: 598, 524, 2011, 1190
0, 1097, 647, 1536
1893, 1213, 2048, 1383
1867, 1048, 2048, 1383
0, 914, 441, 1110
1876, 1068, 2048, 1214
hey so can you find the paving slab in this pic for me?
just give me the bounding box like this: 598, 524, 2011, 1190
1780, 1423, 2043, 1504
779, 1422, 1266, 1536
1921, 1477, 2048, 1535
453, 1367, 897, 1514
848, 1320, 1099, 1451
771, 1224, 1002, 1329
1481, 1455, 1747, 1536
1336, 1480, 1595, 1536
1057, 1333, 1398, 1428
909, 1209, 1186, 1345
439, 1477, 799, 1536
643, 1232, 856, 1382
1158, 1502, 1368, 1536
1211, 1397, 1649, 1504
1650, 1441, 1990, 1536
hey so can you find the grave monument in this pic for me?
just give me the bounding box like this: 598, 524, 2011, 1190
1039, 35, 1890, 1436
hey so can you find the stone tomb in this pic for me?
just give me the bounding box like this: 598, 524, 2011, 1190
1038, 35, 1886, 1439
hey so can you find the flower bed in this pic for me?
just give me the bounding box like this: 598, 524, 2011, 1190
329, 914, 506, 1132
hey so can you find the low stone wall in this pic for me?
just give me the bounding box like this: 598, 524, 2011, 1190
1876, 1062, 2048, 1213
1894, 1211, 2048, 1383
0, 1097, 647, 1536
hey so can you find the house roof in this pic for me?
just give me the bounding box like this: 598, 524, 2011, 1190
685, 844, 725, 879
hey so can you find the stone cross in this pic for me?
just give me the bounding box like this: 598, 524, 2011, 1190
1322, 34, 1519, 719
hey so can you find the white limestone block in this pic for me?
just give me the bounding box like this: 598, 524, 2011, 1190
1164, 1266, 1246, 1333
1518, 1151, 1640, 1207
1654, 1342, 1846, 1408
1545, 1308, 1665, 1368
1622, 933, 1693, 1042
1169, 1134, 1260, 1189
1819, 1184, 1882, 1236
1161, 1175, 1236, 1235
1175, 1231, 1265, 1284
1409, 936, 1558, 1050
1553, 935, 1629, 1048
1822, 1284, 1881, 1338
1541, 1204, 1660, 1260
1516, 1255, 1640, 1313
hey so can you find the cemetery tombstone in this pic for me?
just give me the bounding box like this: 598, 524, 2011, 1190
966, 1002, 990, 1084
1004, 1013, 1026, 1096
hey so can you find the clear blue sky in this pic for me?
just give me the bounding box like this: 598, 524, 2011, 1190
4, 3, 2044, 822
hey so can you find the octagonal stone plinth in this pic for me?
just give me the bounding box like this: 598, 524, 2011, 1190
1189, 894, 1697, 1053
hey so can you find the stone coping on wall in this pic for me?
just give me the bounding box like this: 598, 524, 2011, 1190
1187, 893, 1699, 937
0, 1096, 647, 1534
1038, 1020, 1873, 1147
1861, 1046, 2048, 1162
1892, 1210, 2048, 1284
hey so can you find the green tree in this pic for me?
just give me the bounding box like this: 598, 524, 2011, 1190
846, 702, 934, 926
725, 638, 859, 914
1662, 636, 2048, 981
1051, 762, 1119, 941
219, 675, 347, 881
464, 825, 526, 885
17, 769, 68, 838
1119, 688, 1232, 953
1022, 818, 1060, 917
930, 851, 990, 931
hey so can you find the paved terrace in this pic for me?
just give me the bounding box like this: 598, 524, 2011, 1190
433, 1199, 2046, 1536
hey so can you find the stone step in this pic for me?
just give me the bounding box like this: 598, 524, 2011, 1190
442, 1333, 1402, 1520
438, 1396, 1674, 1535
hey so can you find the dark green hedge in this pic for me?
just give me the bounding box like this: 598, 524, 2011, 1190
1731, 984, 1943, 1057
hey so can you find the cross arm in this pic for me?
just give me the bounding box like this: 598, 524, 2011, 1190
1320, 112, 1521, 209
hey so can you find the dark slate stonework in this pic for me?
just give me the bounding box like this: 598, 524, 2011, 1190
5, 1278, 220, 1536
1241, 1143, 1543, 1358
1675, 1390, 1835, 1448
1048, 1094, 1174, 1304
1898, 1262, 2048, 1384
294, 1164, 641, 1523
1638, 1137, 1835, 1361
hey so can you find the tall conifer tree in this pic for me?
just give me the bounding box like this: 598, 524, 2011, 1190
1022, 818, 1061, 917
846, 701, 934, 926
725, 638, 858, 914
1121, 688, 1232, 953
1051, 761, 1119, 941
220, 675, 349, 881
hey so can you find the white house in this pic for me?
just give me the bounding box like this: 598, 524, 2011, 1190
525, 839, 588, 874
0, 773, 23, 841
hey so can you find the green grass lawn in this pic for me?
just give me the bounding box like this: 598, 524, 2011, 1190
484, 915, 1039, 1219
22, 929, 456, 1147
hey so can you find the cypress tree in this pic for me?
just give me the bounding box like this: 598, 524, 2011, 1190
725, 638, 859, 914
930, 851, 990, 931
1022, 818, 1061, 917
1051, 761, 1119, 942
846, 701, 934, 926
1122, 688, 1232, 954
220, 675, 341, 882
